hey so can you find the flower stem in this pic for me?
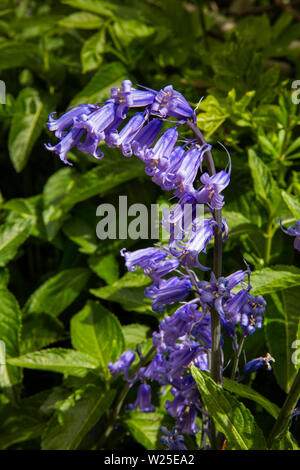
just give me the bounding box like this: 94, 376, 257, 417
231, 336, 245, 380
267, 368, 300, 448
185, 120, 223, 449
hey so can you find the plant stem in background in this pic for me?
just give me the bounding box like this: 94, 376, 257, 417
231, 336, 245, 380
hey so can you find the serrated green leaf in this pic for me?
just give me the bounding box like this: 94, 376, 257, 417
281, 191, 300, 220
90, 271, 153, 314
42, 385, 115, 450
124, 410, 165, 450
23, 268, 90, 317
222, 377, 280, 419
248, 148, 276, 204
191, 367, 267, 450
8, 348, 98, 376
8, 88, 49, 172
20, 314, 64, 354
0, 212, 34, 267
264, 288, 300, 392
251, 265, 300, 295
70, 300, 124, 379
0, 288, 22, 398
88, 253, 119, 284
122, 324, 151, 350
81, 28, 106, 73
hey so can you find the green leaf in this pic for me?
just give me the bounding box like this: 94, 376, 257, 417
42, 385, 115, 450
61, 0, 113, 17
250, 265, 300, 391
251, 265, 300, 295
43, 149, 145, 240
248, 148, 276, 205
81, 28, 106, 73
122, 324, 151, 350
8, 88, 49, 172
62, 216, 98, 255
0, 288, 22, 396
222, 377, 280, 419
8, 348, 99, 376
88, 252, 119, 284
281, 191, 300, 220
196, 95, 229, 137
70, 300, 125, 379
191, 367, 267, 450
70, 61, 127, 105
59, 12, 104, 29
23, 268, 90, 317
0, 392, 48, 449
90, 271, 153, 314
124, 410, 165, 450
0, 212, 34, 267
264, 288, 300, 392
20, 314, 65, 354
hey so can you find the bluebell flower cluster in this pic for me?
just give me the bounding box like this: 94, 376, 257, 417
46, 80, 269, 447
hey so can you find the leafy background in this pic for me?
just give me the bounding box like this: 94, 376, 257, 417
0, 0, 299, 450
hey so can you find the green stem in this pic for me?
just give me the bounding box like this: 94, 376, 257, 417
267, 368, 300, 448
231, 336, 245, 380
264, 220, 273, 266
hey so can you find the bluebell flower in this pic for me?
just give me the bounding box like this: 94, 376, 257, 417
176, 404, 200, 435
144, 276, 193, 313
47, 104, 99, 138
173, 144, 211, 191
150, 85, 193, 119
244, 353, 275, 374
105, 112, 146, 157
73, 102, 117, 140
152, 146, 186, 190
221, 289, 249, 338
280, 219, 300, 251
168, 217, 219, 269
45, 127, 86, 165
144, 257, 180, 282
160, 427, 187, 451
108, 350, 136, 382
240, 294, 266, 336
129, 383, 155, 413
142, 353, 169, 385
132, 119, 163, 159
120, 247, 167, 272
110, 79, 156, 118
142, 127, 178, 175
194, 170, 230, 210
